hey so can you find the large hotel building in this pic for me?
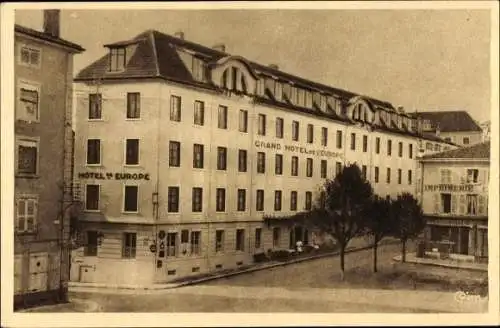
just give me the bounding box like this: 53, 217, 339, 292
70, 30, 456, 285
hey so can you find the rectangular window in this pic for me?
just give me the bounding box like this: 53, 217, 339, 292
16, 137, 38, 176
169, 141, 180, 167
109, 47, 126, 72
19, 45, 41, 67
167, 186, 179, 213
398, 142, 403, 157
386, 168, 391, 184
257, 152, 266, 173
126, 93, 140, 119
305, 191, 312, 210
397, 169, 402, 185
307, 124, 314, 143
441, 193, 452, 213
16, 196, 37, 233
350, 133, 356, 150
88, 93, 102, 120
467, 169, 479, 183
170, 95, 181, 122
218, 105, 228, 129
84, 231, 98, 257
192, 187, 203, 212
237, 189, 246, 211
408, 170, 412, 185
255, 228, 262, 249
336, 162, 342, 175
181, 230, 189, 244
86, 139, 101, 165
273, 227, 281, 247
239, 109, 248, 132
190, 231, 201, 255
275, 154, 283, 175
217, 147, 227, 170
409, 144, 413, 159
193, 144, 204, 168
125, 139, 139, 165
321, 127, 328, 146
291, 156, 299, 176
256, 189, 264, 211
274, 190, 282, 211
320, 160, 327, 179
215, 230, 224, 252
387, 140, 392, 156
216, 188, 226, 212
466, 194, 478, 215
375, 137, 380, 154
290, 191, 298, 211
336, 130, 343, 149
463, 137, 470, 145
194, 100, 204, 125
122, 232, 136, 259
166, 232, 177, 257
236, 229, 245, 251
362, 165, 367, 180
276, 117, 284, 138
374, 167, 379, 183
85, 185, 100, 211
292, 121, 299, 141
124, 185, 138, 213
306, 158, 313, 177
18, 86, 40, 122
238, 149, 247, 172
440, 169, 452, 184
363, 135, 368, 152
258, 114, 266, 136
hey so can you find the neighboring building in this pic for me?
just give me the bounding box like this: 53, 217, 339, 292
480, 120, 490, 142
419, 141, 490, 260
14, 11, 84, 309
70, 29, 455, 285
411, 110, 483, 147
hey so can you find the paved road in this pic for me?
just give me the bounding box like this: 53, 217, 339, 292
67, 243, 486, 313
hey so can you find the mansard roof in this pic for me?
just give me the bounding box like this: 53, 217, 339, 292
421, 141, 490, 160
410, 110, 482, 133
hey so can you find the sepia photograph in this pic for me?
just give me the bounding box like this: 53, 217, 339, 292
1, 1, 499, 327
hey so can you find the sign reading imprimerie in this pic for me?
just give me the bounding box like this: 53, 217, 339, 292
254, 141, 343, 158
424, 184, 475, 192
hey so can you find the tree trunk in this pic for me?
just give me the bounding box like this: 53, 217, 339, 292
339, 244, 345, 280
401, 239, 407, 263
373, 241, 378, 273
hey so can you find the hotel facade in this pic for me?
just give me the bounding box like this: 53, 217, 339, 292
419, 142, 490, 260
70, 30, 456, 285
14, 11, 84, 309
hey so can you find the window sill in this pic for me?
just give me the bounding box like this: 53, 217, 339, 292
125, 118, 141, 121
84, 210, 101, 213
88, 119, 104, 122
123, 164, 141, 168
16, 118, 40, 124
86, 164, 102, 167
122, 211, 140, 215
15, 174, 40, 179
16, 230, 38, 236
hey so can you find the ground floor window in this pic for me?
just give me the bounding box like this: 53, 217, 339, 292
16, 195, 37, 233
255, 228, 262, 249
84, 230, 98, 256
167, 232, 177, 257
122, 232, 136, 259
273, 227, 281, 248
190, 231, 201, 255
215, 230, 224, 252
236, 229, 245, 251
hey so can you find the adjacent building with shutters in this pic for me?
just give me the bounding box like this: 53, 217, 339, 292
14, 11, 84, 309
419, 141, 490, 260
70, 29, 456, 285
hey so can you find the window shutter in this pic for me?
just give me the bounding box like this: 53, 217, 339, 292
459, 195, 466, 215
433, 194, 440, 213
478, 196, 485, 215
451, 195, 458, 214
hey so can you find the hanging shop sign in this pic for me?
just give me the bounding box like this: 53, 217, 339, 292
78, 172, 150, 181
423, 184, 475, 192
254, 140, 343, 159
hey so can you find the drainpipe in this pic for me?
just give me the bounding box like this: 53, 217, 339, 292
154, 83, 162, 277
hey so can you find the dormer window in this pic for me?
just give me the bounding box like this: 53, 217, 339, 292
423, 119, 432, 131
109, 47, 126, 72
305, 90, 313, 108
192, 56, 205, 82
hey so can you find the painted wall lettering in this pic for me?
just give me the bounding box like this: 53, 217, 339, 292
78, 172, 150, 180
255, 140, 342, 159
424, 184, 474, 192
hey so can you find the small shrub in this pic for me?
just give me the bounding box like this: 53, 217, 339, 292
253, 252, 269, 263
269, 250, 291, 262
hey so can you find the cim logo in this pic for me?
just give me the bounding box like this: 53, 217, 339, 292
454, 290, 487, 302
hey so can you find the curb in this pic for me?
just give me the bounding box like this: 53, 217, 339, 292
69, 239, 400, 292
392, 255, 488, 272
18, 298, 100, 313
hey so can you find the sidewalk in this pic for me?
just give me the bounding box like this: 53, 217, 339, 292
393, 252, 488, 272
69, 239, 399, 292
18, 297, 100, 313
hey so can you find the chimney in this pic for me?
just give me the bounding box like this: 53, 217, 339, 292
174, 31, 184, 40
43, 9, 60, 38
268, 64, 279, 70
212, 43, 226, 53
397, 106, 405, 113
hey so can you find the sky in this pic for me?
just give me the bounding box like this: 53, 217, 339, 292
14, 7, 492, 123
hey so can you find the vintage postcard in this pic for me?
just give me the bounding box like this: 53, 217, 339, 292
1, 1, 499, 327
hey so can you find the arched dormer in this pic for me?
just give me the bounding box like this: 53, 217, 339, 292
346, 96, 375, 124
210, 56, 258, 95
